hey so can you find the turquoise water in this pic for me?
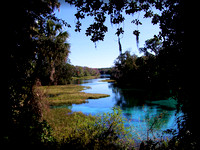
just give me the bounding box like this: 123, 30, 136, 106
68, 77, 183, 141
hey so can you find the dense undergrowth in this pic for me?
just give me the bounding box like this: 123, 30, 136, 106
44, 107, 135, 149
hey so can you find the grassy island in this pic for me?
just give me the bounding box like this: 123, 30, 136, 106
38, 84, 109, 106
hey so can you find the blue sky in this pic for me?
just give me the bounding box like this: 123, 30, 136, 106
55, 3, 160, 68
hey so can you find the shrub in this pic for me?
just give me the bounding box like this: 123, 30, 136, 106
57, 107, 135, 149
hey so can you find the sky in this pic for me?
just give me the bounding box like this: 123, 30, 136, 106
54, 2, 160, 68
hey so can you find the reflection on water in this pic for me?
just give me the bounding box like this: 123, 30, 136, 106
66, 77, 183, 141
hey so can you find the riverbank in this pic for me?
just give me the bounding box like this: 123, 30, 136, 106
71, 75, 99, 80
99, 79, 116, 83
36, 78, 179, 149
37, 84, 134, 148
38, 84, 109, 142
38, 84, 109, 106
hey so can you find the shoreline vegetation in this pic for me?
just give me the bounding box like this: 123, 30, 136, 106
99, 79, 116, 83
37, 78, 135, 149
38, 83, 110, 106
71, 75, 99, 80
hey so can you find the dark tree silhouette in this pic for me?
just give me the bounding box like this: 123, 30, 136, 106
6, 0, 63, 148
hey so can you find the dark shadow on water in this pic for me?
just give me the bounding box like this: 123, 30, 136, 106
109, 83, 175, 110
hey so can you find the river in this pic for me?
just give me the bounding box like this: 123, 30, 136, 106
68, 76, 183, 142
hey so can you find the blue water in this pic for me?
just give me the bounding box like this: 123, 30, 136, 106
68, 77, 183, 141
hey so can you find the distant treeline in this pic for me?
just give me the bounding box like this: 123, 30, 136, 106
37, 63, 100, 85
98, 68, 112, 75
73, 66, 100, 77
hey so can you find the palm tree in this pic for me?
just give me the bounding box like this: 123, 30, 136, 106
36, 20, 70, 85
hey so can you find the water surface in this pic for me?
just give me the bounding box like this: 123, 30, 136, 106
68, 77, 183, 141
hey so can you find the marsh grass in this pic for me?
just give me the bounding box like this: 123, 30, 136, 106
43, 107, 95, 142
99, 79, 116, 83
71, 76, 99, 80
43, 107, 135, 149
38, 85, 135, 149
38, 84, 109, 106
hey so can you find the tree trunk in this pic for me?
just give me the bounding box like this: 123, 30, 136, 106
49, 61, 55, 85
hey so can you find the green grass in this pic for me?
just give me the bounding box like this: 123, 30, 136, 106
43, 107, 134, 149
38, 84, 110, 106
38, 84, 109, 142
38, 85, 134, 148
37, 84, 176, 149
99, 79, 116, 83
72, 76, 99, 80
44, 107, 95, 142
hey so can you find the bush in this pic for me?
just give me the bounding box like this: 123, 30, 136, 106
56, 107, 135, 149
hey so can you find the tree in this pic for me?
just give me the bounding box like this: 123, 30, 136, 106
65, 0, 166, 50
139, 35, 163, 56
7, 0, 63, 147
35, 19, 70, 85
56, 62, 74, 84
112, 51, 138, 85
